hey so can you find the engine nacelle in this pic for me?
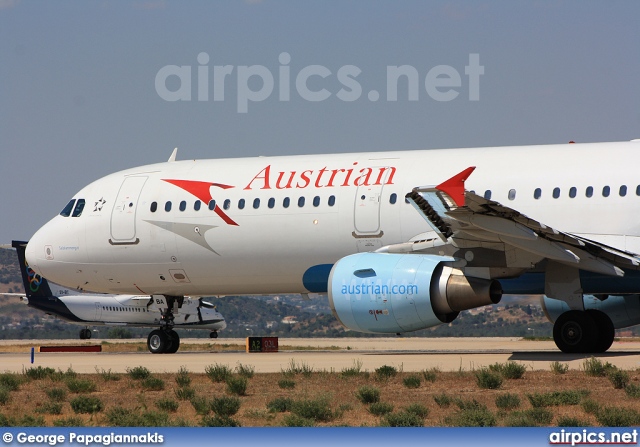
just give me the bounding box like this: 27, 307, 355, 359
541, 294, 640, 329
327, 252, 502, 334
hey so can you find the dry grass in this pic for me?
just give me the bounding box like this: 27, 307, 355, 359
2, 367, 640, 427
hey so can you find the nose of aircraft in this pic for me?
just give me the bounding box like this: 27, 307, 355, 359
25, 224, 49, 277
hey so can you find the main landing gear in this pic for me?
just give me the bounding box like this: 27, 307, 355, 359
553, 309, 615, 354
210, 331, 218, 339
146, 295, 183, 354
79, 328, 92, 340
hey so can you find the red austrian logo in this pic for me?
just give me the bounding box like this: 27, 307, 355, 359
162, 179, 238, 226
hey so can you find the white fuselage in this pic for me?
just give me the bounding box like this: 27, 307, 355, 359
25, 141, 640, 296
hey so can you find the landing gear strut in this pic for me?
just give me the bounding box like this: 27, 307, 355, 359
552, 309, 614, 353
79, 328, 92, 340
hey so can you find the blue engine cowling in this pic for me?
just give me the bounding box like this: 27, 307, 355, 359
541, 295, 640, 329
327, 252, 502, 334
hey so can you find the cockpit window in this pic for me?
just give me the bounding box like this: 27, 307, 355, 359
72, 199, 85, 217
60, 199, 76, 217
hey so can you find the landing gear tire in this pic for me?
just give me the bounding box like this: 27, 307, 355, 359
210, 331, 218, 339
586, 309, 615, 353
165, 330, 180, 354
147, 330, 170, 354
553, 310, 599, 354
79, 329, 92, 340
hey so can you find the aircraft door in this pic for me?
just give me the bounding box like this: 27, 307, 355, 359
353, 166, 390, 237
94, 302, 102, 320
110, 176, 148, 244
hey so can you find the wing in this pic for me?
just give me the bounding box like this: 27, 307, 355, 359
387, 167, 640, 279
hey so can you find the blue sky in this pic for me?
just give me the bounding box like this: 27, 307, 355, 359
1, 1, 639, 243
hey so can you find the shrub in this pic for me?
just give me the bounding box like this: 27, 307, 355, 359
402, 375, 421, 389
557, 416, 589, 427
495, 393, 521, 410
19, 415, 45, 426
0, 387, 9, 405
211, 396, 241, 417
205, 363, 233, 382
291, 396, 334, 422
596, 407, 640, 427
454, 398, 484, 411
0, 373, 21, 391
141, 377, 165, 391
175, 387, 196, 401
36, 402, 63, 415
70, 395, 103, 414
581, 399, 601, 415
190, 396, 210, 415
341, 360, 363, 378
235, 363, 255, 379
50, 367, 77, 382
106, 407, 173, 427
278, 379, 296, 389
155, 397, 179, 413
504, 408, 553, 427
433, 393, 452, 408
446, 407, 497, 427
527, 390, 587, 407
475, 368, 502, 389
375, 365, 398, 380
583, 357, 615, 377
24, 366, 56, 380
283, 414, 316, 427
46, 387, 67, 401
226, 376, 248, 396
201, 415, 241, 427
625, 383, 640, 398
126, 366, 151, 380
281, 359, 314, 377
422, 368, 438, 383
267, 397, 293, 413
53, 417, 85, 427
355, 386, 380, 404
608, 369, 630, 389
368, 402, 394, 416
96, 367, 120, 382
550, 361, 569, 375
382, 411, 424, 427
501, 362, 527, 379
66, 378, 97, 394
405, 403, 429, 418
175, 366, 191, 387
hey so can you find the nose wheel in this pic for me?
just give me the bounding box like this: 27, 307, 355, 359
210, 331, 218, 339
79, 328, 92, 340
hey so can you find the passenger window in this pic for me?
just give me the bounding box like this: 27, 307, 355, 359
150, 202, 157, 213
483, 190, 492, 200
72, 199, 85, 217
179, 201, 186, 212
298, 197, 305, 207
60, 199, 76, 217
223, 199, 231, 210
329, 195, 336, 206
268, 198, 275, 209
533, 188, 541, 200
586, 186, 593, 198
165, 201, 172, 212
194, 200, 201, 211
508, 189, 516, 201
253, 198, 260, 209
636, 185, 640, 196
313, 196, 320, 207
208, 200, 216, 210
238, 199, 245, 210
620, 185, 627, 197
552, 187, 560, 199
390, 193, 397, 204
569, 187, 577, 198
603, 186, 610, 197
283, 197, 290, 208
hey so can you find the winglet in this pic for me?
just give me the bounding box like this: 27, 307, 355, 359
168, 148, 178, 162
435, 166, 476, 207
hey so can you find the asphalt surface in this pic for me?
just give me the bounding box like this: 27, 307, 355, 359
1, 337, 640, 373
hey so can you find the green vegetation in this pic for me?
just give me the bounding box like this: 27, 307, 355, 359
404, 403, 429, 418
608, 369, 630, 389
175, 366, 191, 387
0, 387, 10, 405
290, 395, 335, 422
582, 357, 615, 377
382, 410, 425, 427
24, 366, 56, 380
368, 402, 394, 416
596, 407, 640, 427
375, 365, 398, 380
422, 367, 439, 383
504, 408, 553, 427
340, 360, 364, 378
495, 393, 521, 410
205, 363, 233, 382
489, 362, 526, 379
96, 368, 120, 382
355, 386, 380, 404
278, 378, 296, 389
66, 378, 97, 394
140, 377, 165, 391
402, 375, 421, 389
475, 368, 502, 389
36, 402, 63, 415
625, 383, 640, 398
201, 414, 241, 427
174, 387, 196, 401
281, 359, 314, 377
226, 376, 248, 396
70, 396, 103, 414
550, 361, 569, 375
126, 366, 151, 380
527, 390, 588, 407
433, 393, 452, 408
155, 397, 179, 413
210, 396, 241, 417
267, 397, 293, 413
0, 373, 22, 391
235, 363, 255, 379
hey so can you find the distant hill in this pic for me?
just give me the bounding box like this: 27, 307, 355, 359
0, 247, 558, 340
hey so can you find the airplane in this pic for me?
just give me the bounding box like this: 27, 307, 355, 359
9, 241, 226, 353
23, 140, 640, 354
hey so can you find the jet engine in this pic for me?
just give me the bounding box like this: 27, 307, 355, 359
327, 252, 502, 334
541, 294, 640, 329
